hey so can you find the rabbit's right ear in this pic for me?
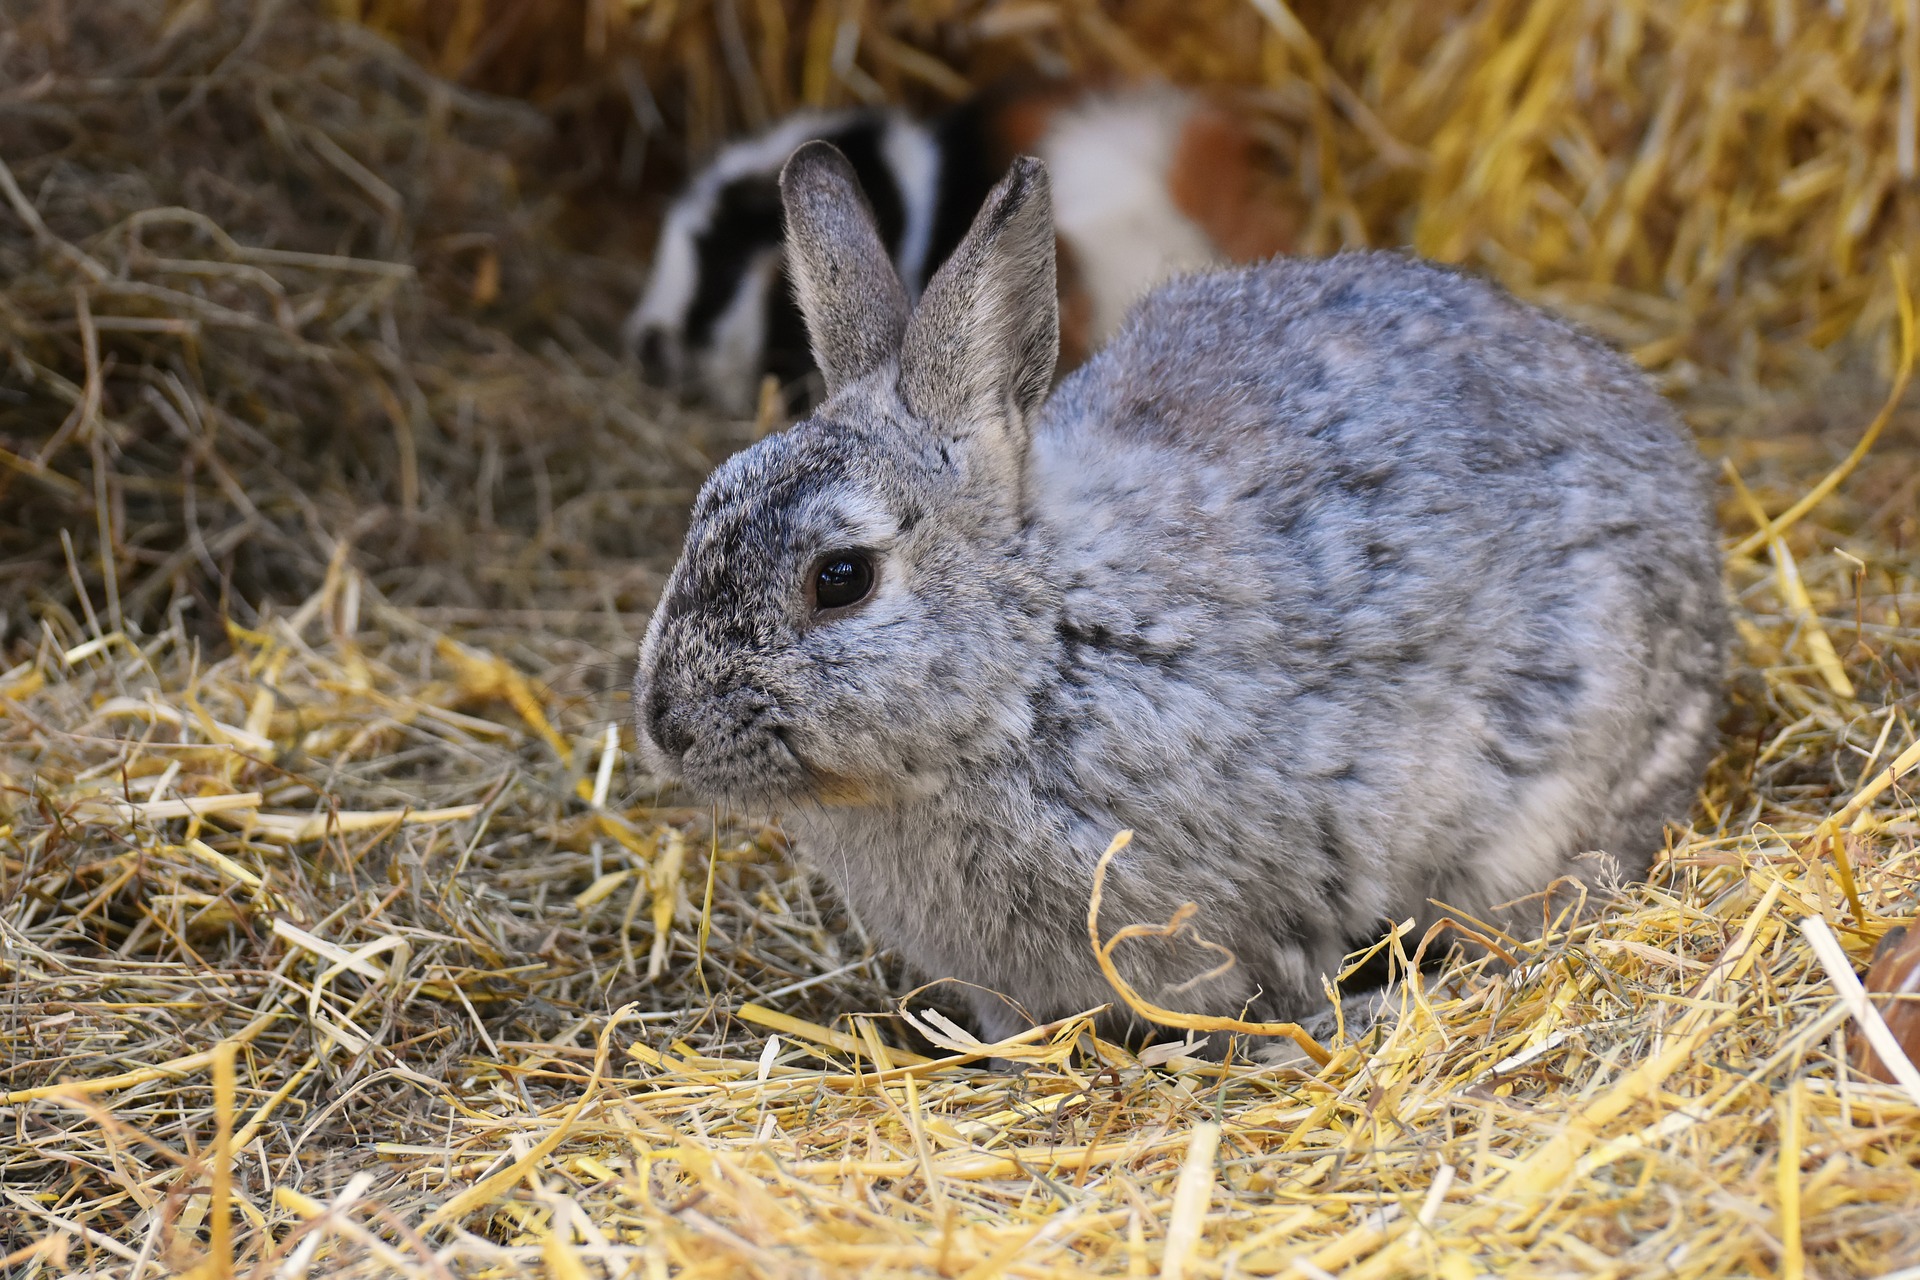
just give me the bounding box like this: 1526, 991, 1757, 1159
779, 142, 911, 396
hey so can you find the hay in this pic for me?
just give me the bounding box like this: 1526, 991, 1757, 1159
3, 1, 1920, 1278
0, 0, 746, 648
361, 0, 1920, 386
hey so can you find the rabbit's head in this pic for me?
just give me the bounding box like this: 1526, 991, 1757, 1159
634, 142, 1062, 807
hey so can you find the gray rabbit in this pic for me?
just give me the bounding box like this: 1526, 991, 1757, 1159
633, 141, 1727, 1049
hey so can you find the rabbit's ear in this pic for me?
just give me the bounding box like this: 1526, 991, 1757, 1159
779, 141, 911, 395
900, 157, 1058, 448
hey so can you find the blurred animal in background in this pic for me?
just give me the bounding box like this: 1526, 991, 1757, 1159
626, 82, 1300, 416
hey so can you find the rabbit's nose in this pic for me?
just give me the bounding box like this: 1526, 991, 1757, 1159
645, 685, 696, 759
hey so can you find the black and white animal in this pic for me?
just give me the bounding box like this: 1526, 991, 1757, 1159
633, 144, 1727, 1050
626, 84, 1298, 415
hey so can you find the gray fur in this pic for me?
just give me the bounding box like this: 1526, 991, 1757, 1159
899, 156, 1058, 446
781, 142, 910, 395
634, 149, 1729, 1048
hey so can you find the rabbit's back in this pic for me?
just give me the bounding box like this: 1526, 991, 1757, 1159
1029, 252, 1724, 951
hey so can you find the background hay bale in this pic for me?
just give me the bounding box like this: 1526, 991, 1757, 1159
1, 1, 1918, 1277
0, 0, 746, 647
363, 0, 1920, 381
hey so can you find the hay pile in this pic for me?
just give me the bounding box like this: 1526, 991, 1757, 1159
0, 0, 745, 647
2, 2, 1918, 1278
362, 0, 1920, 386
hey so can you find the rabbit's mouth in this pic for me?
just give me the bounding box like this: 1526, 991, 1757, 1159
672, 730, 801, 805
770, 726, 883, 807
639, 658, 888, 806
670, 722, 881, 809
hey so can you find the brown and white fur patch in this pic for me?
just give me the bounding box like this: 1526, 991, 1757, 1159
992, 84, 1301, 366
1041, 91, 1234, 347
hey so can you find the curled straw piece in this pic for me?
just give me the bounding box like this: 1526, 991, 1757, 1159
1086, 831, 1332, 1066
1729, 254, 1916, 560
1827, 734, 1920, 835
1811, 725, 1920, 924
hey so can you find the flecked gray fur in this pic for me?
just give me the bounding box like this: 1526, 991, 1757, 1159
779, 142, 911, 393
634, 146, 1728, 1048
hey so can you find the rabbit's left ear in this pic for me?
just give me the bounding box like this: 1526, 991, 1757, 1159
779, 141, 911, 396
899, 157, 1059, 450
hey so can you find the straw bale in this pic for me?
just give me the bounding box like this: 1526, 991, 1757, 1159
2, 2, 1919, 1278
360, 0, 1920, 385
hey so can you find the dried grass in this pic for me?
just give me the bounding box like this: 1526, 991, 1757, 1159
0, 0, 747, 646
3, 1, 1920, 1278
362, 0, 1920, 386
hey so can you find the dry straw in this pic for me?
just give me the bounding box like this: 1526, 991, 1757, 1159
3, 1, 1920, 1277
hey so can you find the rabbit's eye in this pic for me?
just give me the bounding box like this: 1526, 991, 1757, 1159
811, 551, 875, 612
